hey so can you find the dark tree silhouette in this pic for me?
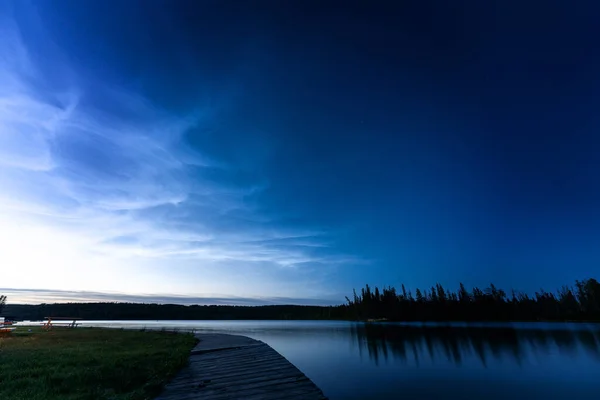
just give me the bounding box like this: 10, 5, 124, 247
343, 278, 600, 322
2, 279, 600, 322
0, 295, 6, 315
1, 303, 345, 321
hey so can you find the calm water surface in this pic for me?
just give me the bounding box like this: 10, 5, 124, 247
72, 320, 600, 399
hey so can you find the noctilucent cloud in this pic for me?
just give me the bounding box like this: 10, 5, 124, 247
1, 1, 599, 305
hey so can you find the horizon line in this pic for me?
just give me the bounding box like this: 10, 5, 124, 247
0, 287, 343, 307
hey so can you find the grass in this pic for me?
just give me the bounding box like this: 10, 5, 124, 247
0, 326, 197, 400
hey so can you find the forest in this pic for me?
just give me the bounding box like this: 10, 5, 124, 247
1, 278, 599, 322
343, 278, 600, 321
1, 303, 338, 321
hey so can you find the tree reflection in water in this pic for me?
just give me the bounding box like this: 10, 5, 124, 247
351, 323, 600, 366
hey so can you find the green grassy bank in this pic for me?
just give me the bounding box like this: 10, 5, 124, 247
0, 327, 196, 400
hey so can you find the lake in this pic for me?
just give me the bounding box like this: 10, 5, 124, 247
65, 320, 600, 399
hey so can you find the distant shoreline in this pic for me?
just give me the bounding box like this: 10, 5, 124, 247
9, 316, 600, 325
3, 278, 599, 323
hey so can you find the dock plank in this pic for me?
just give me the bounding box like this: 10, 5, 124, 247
173, 362, 296, 384
156, 333, 327, 400
168, 362, 307, 387
190, 354, 281, 367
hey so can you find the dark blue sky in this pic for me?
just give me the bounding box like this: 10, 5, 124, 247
1, 1, 599, 303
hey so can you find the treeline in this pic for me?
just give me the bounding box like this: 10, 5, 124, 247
1, 303, 342, 321
343, 278, 600, 321
3, 278, 599, 322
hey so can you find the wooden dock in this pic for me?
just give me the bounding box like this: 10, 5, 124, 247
155, 333, 327, 400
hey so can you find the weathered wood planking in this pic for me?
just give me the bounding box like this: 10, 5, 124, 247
156, 333, 327, 400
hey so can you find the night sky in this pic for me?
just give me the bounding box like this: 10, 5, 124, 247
1, 1, 599, 304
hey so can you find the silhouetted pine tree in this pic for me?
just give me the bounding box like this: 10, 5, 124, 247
344, 278, 600, 322
0, 295, 6, 314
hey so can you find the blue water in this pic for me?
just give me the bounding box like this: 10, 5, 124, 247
41, 320, 600, 399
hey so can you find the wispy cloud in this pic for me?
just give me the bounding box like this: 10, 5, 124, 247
0, 4, 358, 301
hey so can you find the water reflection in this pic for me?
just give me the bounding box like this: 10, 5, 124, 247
351, 323, 600, 366
67, 320, 600, 399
